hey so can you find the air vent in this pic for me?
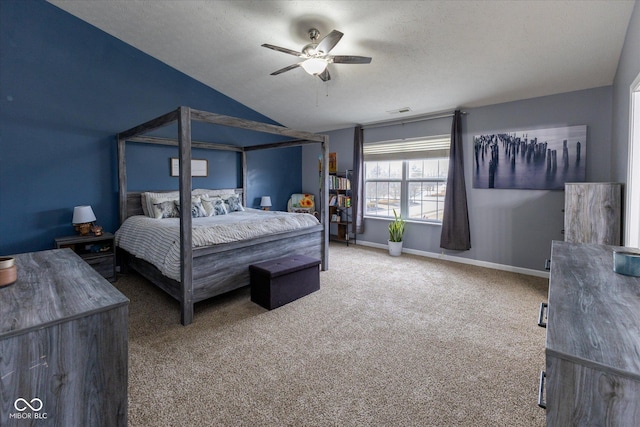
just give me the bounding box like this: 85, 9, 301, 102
386, 107, 412, 114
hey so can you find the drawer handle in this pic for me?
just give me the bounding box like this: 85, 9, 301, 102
537, 302, 548, 328
538, 370, 546, 409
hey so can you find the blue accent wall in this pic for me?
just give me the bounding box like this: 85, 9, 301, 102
0, 0, 301, 254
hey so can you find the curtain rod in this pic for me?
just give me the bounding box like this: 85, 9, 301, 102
362, 110, 467, 130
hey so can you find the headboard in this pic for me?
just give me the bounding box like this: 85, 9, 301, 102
124, 188, 244, 221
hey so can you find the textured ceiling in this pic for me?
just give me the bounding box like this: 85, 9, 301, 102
48, 0, 635, 133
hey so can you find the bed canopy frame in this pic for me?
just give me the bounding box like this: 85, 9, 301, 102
117, 106, 329, 325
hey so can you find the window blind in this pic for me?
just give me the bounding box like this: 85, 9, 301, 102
363, 135, 450, 160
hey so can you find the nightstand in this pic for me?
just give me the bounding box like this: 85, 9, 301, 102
54, 232, 116, 281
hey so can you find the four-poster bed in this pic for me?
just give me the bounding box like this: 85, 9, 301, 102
116, 106, 329, 326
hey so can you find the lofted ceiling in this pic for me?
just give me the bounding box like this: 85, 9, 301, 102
48, 0, 635, 133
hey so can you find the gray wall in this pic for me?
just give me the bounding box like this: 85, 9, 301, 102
612, 1, 640, 183
303, 86, 614, 272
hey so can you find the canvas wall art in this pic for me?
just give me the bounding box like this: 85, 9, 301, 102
472, 125, 586, 190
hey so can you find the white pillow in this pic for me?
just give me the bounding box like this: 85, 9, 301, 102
142, 191, 179, 218
193, 188, 237, 199
200, 194, 228, 216
149, 196, 179, 219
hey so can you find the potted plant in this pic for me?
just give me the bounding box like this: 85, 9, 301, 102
388, 209, 405, 256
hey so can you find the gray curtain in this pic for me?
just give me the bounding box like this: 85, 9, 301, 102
352, 125, 365, 234
440, 110, 471, 250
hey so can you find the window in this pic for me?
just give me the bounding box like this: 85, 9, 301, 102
626, 74, 640, 247
364, 136, 450, 222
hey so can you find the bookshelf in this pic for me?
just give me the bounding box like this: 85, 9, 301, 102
329, 169, 354, 245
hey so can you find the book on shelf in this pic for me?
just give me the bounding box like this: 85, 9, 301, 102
329, 175, 351, 190
329, 194, 352, 208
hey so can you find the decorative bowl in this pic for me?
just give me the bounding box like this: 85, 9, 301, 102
0, 265, 17, 287
0, 256, 15, 270
613, 250, 640, 277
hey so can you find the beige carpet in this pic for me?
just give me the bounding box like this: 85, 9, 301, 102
114, 243, 548, 426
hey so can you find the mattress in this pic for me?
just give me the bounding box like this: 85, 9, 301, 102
115, 208, 320, 280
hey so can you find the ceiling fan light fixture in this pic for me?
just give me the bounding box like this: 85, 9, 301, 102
300, 58, 328, 76
262, 28, 370, 79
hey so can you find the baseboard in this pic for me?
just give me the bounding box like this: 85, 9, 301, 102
353, 240, 550, 279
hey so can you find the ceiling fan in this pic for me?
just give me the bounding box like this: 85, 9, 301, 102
261, 28, 372, 81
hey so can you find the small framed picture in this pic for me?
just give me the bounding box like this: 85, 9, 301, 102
170, 158, 208, 177
331, 214, 339, 222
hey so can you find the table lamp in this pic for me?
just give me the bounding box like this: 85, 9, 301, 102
260, 196, 272, 211
72, 205, 96, 235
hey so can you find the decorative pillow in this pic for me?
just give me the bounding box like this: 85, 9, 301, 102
288, 194, 315, 212
200, 195, 227, 216
225, 195, 245, 212
142, 191, 180, 218
150, 199, 179, 219
174, 197, 207, 218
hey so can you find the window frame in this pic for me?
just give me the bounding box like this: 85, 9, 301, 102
363, 136, 450, 223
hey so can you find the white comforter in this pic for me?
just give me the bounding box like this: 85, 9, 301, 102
115, 209, 320, 280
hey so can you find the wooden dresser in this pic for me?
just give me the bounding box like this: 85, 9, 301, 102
0, 249, 129, 426
564, 182, 622, 245
541, 241, 640, 425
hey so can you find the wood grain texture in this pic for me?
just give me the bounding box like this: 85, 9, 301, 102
321, 138, 330, 270
547, 241, 640, 375
127, 135, 243, 152
546, 355, 640, 426
564, 183, 622, 245
545, 240, 640, 426
0, 249, 128, 426
190, 108, 325, 142
0, 249, 128, 337
117, 136, 127, 225
116, 108, 179, 141
243, 139, 323, 151
178, 106, 194, 326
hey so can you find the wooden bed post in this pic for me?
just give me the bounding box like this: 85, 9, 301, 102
321, 136, 329, 271
178, 106, 194, 326
242, 150, 248, 207
117, 136, 127, 225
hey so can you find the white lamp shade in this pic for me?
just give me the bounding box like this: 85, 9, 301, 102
72, 205, 96, 224
260, 196, 272, 208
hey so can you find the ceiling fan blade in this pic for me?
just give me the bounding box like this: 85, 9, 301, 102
262, 43, 305, 58
330, 55, 372, 64
270, 63, 301, 75
317, 68, 331, 82
316, 30, 343, 54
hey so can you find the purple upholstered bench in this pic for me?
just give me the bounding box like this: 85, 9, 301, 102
249, 255, 321, 310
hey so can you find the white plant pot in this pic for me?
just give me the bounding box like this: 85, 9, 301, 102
388, 240, 403, 256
